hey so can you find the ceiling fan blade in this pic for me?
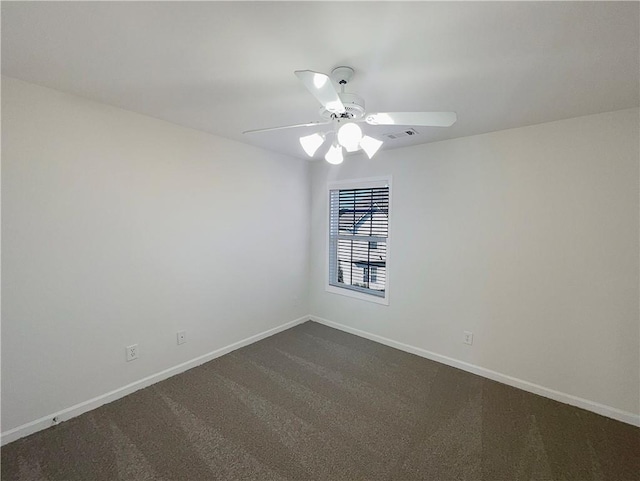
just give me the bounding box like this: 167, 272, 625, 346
365, 112, 457, 127
294, 70, 346, 114
243, 120, 330, 135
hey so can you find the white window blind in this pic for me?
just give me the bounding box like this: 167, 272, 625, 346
329, 184, 389, 298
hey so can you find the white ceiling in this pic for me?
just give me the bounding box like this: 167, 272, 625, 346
2, 1, 638, 161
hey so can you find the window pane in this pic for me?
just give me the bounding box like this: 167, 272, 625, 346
337, 188, 388, 238
335, 239, 386, 292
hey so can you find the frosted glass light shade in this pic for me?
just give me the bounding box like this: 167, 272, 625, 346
343, 142, 360, 153
337, 122, 363, 152
360, 135, 383, 159
299, 133, 325, 157
325, 143, 344, 164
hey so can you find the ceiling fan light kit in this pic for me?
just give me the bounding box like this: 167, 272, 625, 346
337, 122, 363, 152
244, 66, 457, 164
360, 135, 384, 159
325, 142, 344, 165
299, 132, 325, 157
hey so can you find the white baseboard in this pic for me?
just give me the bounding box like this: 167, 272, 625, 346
1, 316, 310, 446
309, 315, 640, 427
4, 314, 637, 446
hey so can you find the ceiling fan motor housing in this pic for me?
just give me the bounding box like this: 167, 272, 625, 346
320, 92, 365, 120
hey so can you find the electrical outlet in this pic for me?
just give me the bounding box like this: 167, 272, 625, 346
463, 331, 473, 345
126, 344, 138, 361
177, 330, 186, 345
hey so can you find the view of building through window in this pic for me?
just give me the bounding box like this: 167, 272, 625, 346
329, 184, 389, 298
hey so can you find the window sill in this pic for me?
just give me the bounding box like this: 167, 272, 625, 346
325, 284, 389, 305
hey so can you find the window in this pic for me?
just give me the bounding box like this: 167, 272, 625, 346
361, 266, 378, 283
328, 178, 390, 304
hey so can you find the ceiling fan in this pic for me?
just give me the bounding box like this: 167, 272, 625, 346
243, 66, 457, 164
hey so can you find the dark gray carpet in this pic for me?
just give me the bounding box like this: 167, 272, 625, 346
2, 321, 639, 480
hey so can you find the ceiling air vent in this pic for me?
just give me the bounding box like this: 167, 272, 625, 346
383, 128, 419, 140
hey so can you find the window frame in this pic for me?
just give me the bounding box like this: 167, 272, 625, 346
325, 176, 392, 305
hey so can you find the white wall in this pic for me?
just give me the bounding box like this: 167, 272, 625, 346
1, 77, 310, 432
310, 108, 640, 418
